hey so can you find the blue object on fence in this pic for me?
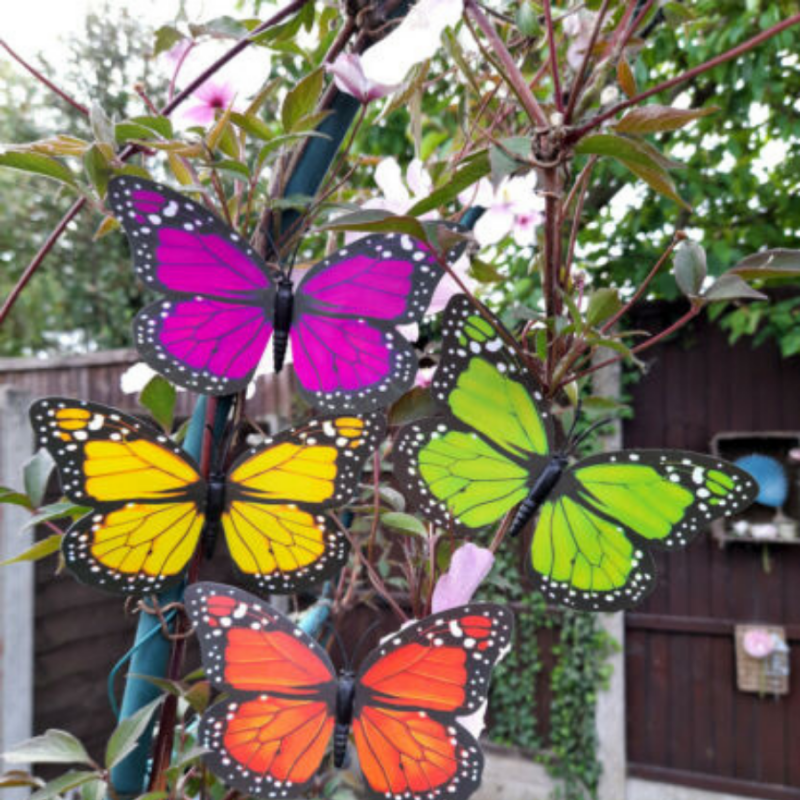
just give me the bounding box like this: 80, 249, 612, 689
734, 454, 788, 508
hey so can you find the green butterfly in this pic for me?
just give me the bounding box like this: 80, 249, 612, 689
395, 295, 758, 611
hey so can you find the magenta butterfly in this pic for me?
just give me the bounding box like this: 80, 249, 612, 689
108, 176, 458, 412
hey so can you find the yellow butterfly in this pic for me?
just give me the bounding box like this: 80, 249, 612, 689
30, 397, 384, 595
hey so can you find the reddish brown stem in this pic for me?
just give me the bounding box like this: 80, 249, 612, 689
148, 398, 219, 792
0, 0, 313, 331
599, 233, 684, 334
465, 0, 549, 127
566, 303, 702, 386
568, 13, 800, 143
0, 199, 86, 326
0, 39, 89, 116
542, 0, 565, 114
564, 0, 611, 123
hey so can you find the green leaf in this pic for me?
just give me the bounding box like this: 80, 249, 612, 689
153, 25, 185, 57
489, 138, 531, 187
184, 681, 211, 713
322, 211, 429, 242
408, 151, 491, 217
0, 487, 34, 509
730, 249, 800, 281
704, 273, 768, 302
23, 502, 89, 530
586, 288, 622, 327
23, 449, 55, 508
0, 534, 62, 567
83, 144, 112, 195
133, 792, 169, 800
381, 512, 427, 537
213, 159, 251, 180
80, 778, 107, 800
0, 151, 78, 188
129, 115, 173, 139
257, 131, 329, 163
622, 158, 690, 210
0, 770, 43, 789
230, 112, 274, 142
139, 376, 176, 433
89, 103, 115, 147
516, 3, 539, 36
281, 68, 323, 133
673, 241, 707, 296
30, 771, 99, 800
378, 486, 406, 512
388, 387, 438, 426
470, 258, 504, 283
105, 697, 163, 769
614, 104, 718, 134
4, 729, 93, 766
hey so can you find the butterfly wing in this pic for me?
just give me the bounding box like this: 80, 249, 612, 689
396, 294, 554, 534
29, 397, 205, 594
530, 450, 759, 610
290, 233, 462, 413
222, 413, 386, 593
108, 176, 276, 395
352, 603, 514, 800
186, 583, 337, 797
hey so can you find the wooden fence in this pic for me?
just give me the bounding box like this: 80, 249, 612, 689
624, 305, 800, 799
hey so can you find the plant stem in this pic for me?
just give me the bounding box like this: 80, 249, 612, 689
541, 165, 564, 386
464, 0, 549, 127
566, 302, 703, 386
599, 232, 684, 333
0, 0, 313, 332
568, 13, 800, 143
542, 0, 565, 114
0, 199, 86, 327
0, 39, 89, 116
564, 0, 611, 123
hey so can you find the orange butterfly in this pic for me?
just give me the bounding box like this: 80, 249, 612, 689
186, 582, 514, 800
30, 398, 384, 595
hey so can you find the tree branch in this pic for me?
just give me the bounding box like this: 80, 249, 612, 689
567, 13, 800, 143
464, 0, 549, 127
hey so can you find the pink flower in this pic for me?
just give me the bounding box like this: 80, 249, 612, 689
564, 11, 598, 72
181, 79, 236, 126
460, 173, 543, 248
161, 39, 269, 129
432, 543, 495, 613
325, 53, 396, 103
354, 158, 475, 320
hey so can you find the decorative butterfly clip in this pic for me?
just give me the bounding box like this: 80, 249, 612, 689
186, 582, 513, 800
108, 176, 463, 412
30, 397, 384, 595
395, 295, 759, 611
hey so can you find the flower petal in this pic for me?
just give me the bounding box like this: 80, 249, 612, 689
361, 0, 463, 86
431, 542, 495, 613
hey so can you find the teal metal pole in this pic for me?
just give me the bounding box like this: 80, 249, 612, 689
108, 78, 370, 800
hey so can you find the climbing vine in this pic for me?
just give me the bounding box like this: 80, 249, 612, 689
479, 546, 617, 800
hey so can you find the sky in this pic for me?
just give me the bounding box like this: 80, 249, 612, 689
4, 0, 240, 58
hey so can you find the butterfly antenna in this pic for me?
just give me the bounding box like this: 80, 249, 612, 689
323, 620, 350, 670
351, 619, 384, 670
564, 396, 583, 447
285, 236, 304, 280
569, 415, 617, 455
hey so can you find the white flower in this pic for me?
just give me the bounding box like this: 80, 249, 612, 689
325, 53, 397, 103
120, 362, 159, 394
354, 157, 475, 323
162, 39, 271, 129
461, 173, 543, 247
360, 0, 463, 87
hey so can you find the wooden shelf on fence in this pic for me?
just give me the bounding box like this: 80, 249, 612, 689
713, 534, 800, 548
